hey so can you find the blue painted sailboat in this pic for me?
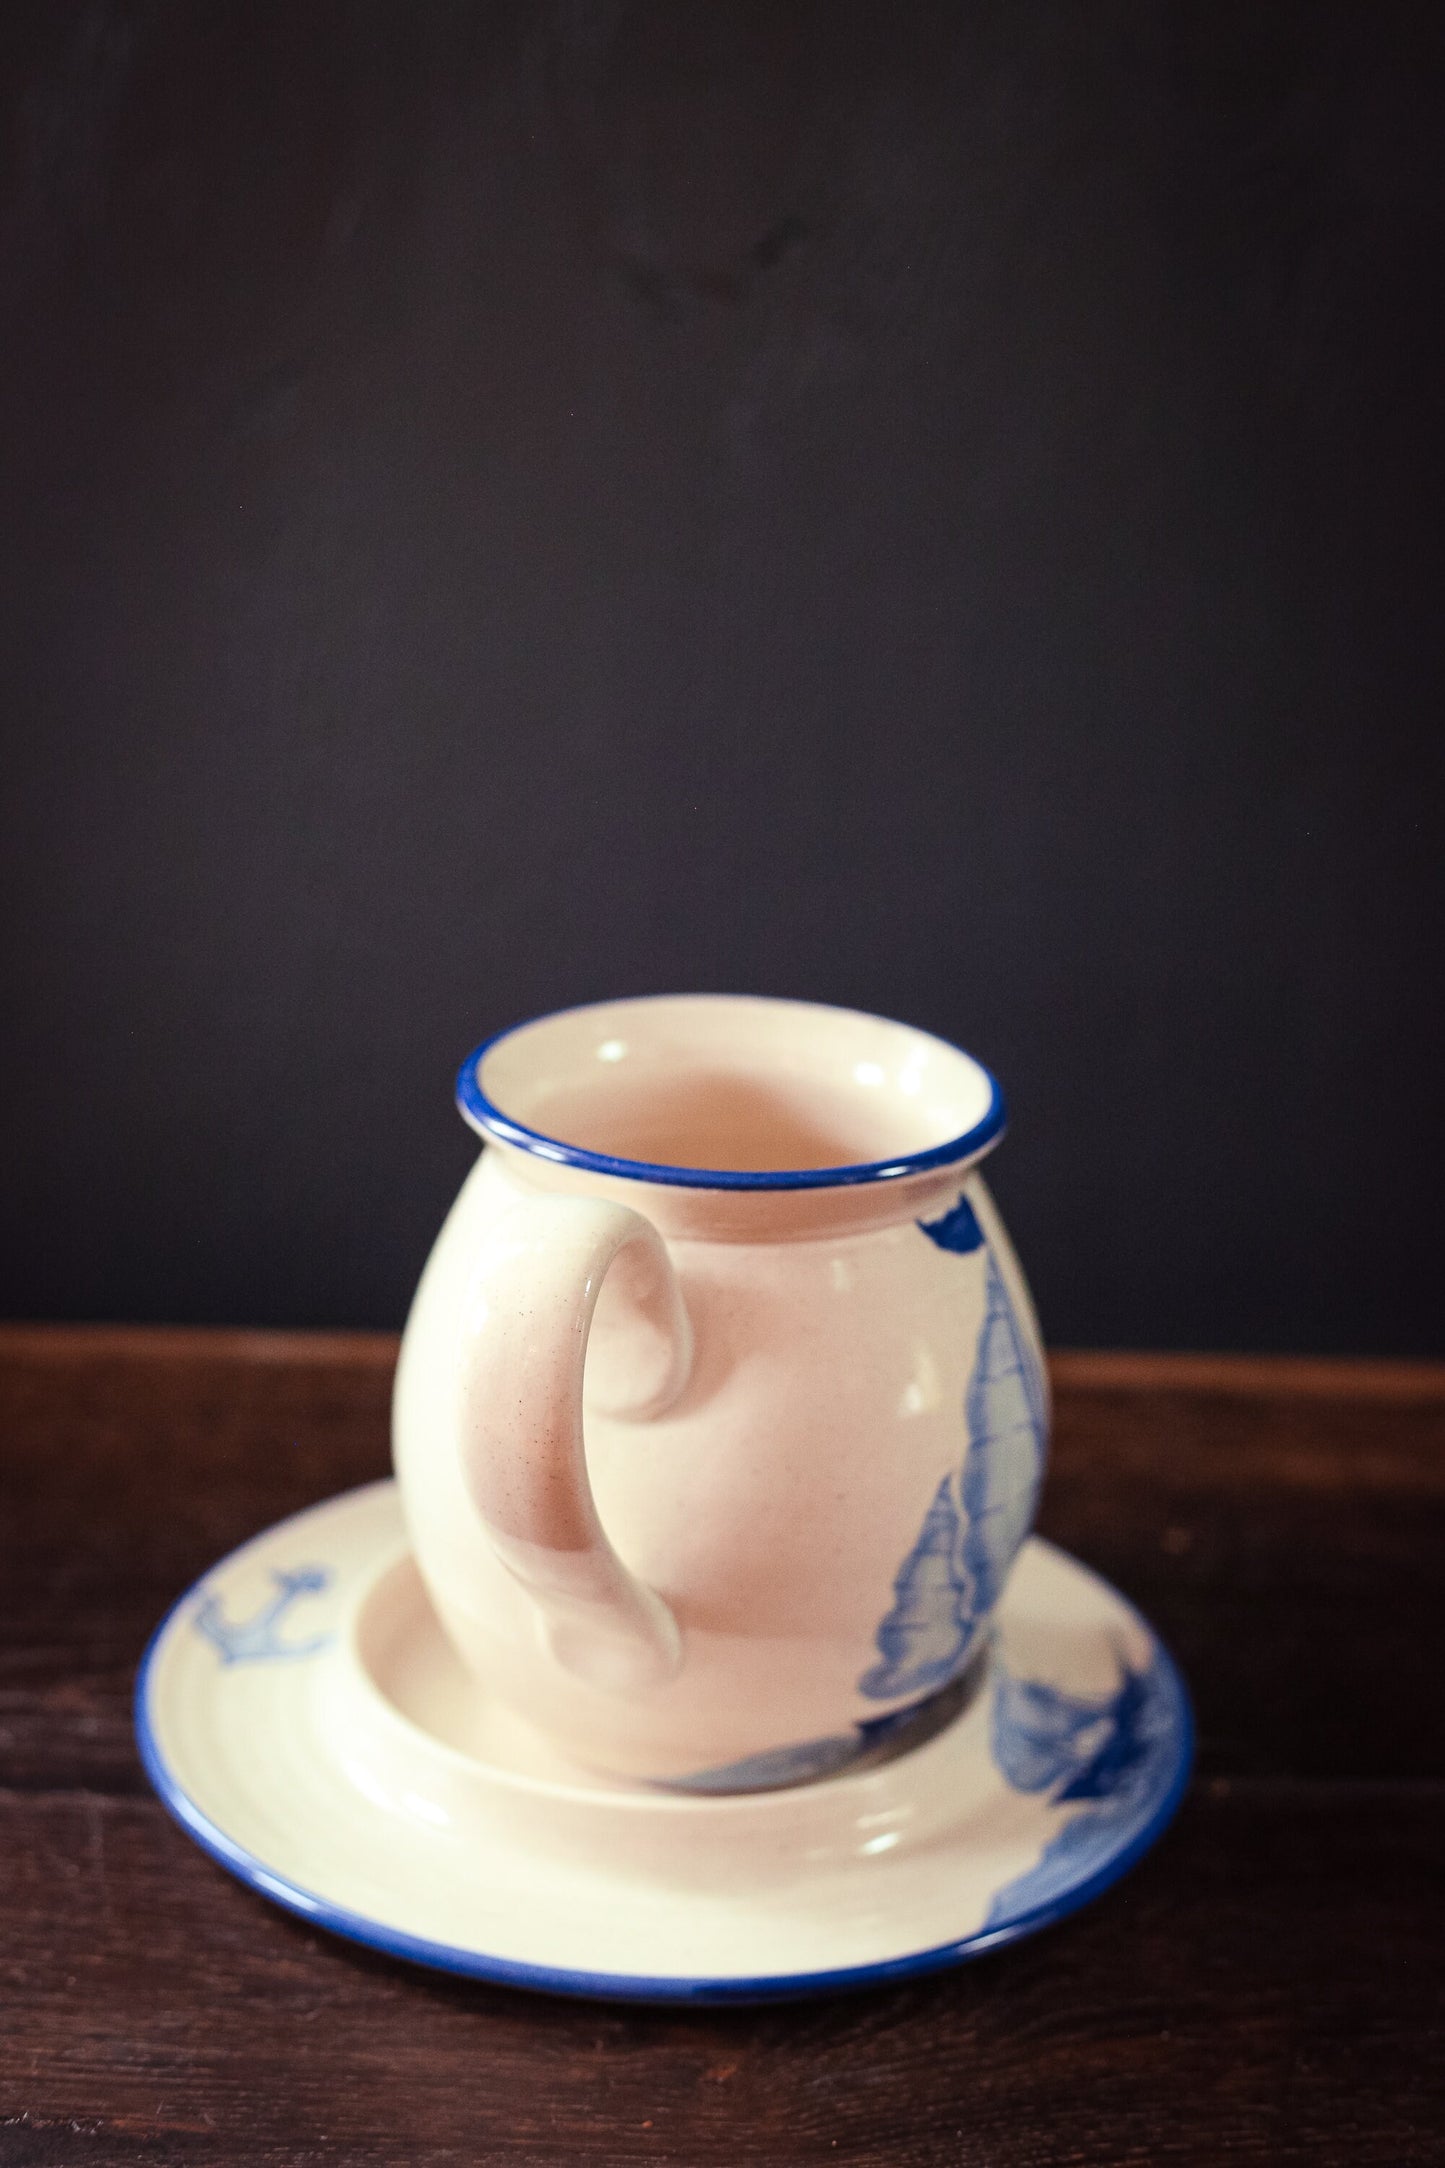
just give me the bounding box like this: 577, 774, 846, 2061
859, 1197, 1047, 1701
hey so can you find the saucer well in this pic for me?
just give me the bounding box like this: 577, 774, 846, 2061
135, 1482, 1192, 2003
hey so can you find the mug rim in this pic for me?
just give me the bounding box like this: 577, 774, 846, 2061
454, 993, 1007, 1192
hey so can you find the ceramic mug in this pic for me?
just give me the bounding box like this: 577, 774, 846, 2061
393, 994, 1049, 1789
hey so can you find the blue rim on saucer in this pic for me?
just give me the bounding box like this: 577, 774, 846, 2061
134, 1485, 1193, 2004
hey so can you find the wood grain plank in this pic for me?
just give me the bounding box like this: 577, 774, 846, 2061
0, 1325, 402, 1369
1, 1331, 1441, 2168
0, 1339, 393, 1796
0, 1786, 1439, 2168
1034, 1371, 1445, 1782
5, 1327, 1442, 1397
1049, 1350, 1445, 1403
4, 1332, 1442, 1791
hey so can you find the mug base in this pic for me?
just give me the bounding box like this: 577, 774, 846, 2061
654, 1652, 991, 1795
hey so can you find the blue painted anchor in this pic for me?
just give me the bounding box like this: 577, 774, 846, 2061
193, 1565, 334, 1665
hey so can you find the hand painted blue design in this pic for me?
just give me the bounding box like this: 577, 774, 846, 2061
663, 1685, 966, 1795
918, 1192, 986, 1253
857, 1474, 972, 1700
992, 1655, 1154, 1797
859, 1233, 1046, 1701
193, 1566, 334, 1665
984, 1645, 1187, 1926
920, 1189, 1047, 1429
958, 1251, 1045, 1620
664, 1729, 870, 1794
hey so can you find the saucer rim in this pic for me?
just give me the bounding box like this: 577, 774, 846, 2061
133, 1493, 1195, 2005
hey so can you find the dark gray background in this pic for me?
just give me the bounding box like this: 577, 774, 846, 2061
2, 1, 1442, 1352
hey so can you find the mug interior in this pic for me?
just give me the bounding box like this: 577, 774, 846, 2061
461, 996, 1003, 1191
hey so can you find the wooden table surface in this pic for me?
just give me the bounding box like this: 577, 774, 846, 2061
2, 1327, 1442, 2166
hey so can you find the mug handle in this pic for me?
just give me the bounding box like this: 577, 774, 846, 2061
454, 1193, 692, 1694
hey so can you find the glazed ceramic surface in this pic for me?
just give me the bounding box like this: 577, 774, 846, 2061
136, 1482, 1193, 2002
393, 995, 1050, 1785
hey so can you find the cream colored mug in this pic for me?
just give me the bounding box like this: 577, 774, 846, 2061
393, 994, 1049, 1789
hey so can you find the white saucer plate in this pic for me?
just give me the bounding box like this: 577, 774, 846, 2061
136, 1482, 1192, 2003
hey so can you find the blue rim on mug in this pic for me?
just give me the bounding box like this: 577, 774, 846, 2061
454, 994, 1008, 1193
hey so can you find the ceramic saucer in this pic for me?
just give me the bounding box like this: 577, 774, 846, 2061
135, 1482, 1192, 2004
